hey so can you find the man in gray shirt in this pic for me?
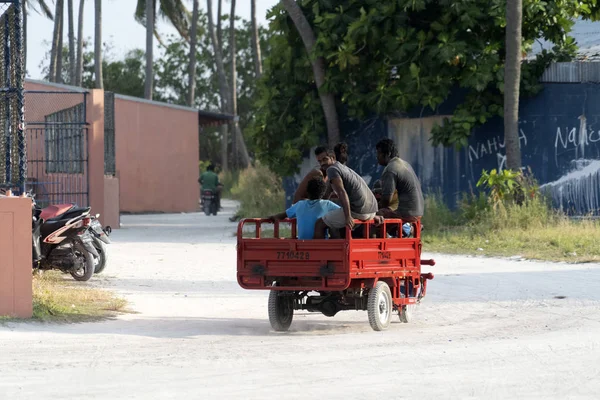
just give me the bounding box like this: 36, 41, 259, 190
313, 146, 378, 239
375, 138, 424, 222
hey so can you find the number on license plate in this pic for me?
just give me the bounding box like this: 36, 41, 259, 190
276, 251, 310, 260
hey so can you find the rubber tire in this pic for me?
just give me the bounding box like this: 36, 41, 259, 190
211, 201, 218, 216
69, 242, 95, 282
203, 201, 211, 216
399, 285, 420, 323
268, 291, 294, 332
93, 239, 108, 274
368, 281, 393, 331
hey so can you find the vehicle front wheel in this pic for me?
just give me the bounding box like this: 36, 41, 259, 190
268, 291, 294, 332
367, 281, 392, 331
93, 239, 108, 274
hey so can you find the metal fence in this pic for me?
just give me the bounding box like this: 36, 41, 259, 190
0, 0, 25, 192
104, 91, 115, 175
24, 90, 89, 207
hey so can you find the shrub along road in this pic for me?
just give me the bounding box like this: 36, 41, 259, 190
1, 200, 600, 399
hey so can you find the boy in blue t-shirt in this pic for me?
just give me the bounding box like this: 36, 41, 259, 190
269, 177, 340, 239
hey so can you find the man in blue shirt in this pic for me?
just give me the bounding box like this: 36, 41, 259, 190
269, 177, 340, 239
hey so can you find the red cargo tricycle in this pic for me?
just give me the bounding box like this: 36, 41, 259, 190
236, 218, 435, 332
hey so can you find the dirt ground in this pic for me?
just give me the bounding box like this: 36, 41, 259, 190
1, 200, 600, 399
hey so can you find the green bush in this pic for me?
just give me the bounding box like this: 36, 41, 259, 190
230, 164, 285, 218
219, 169, 240, 198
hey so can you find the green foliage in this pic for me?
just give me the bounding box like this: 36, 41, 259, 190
230, 164, 285, 218
219, 169, 240, 198
476, 168, 522, 205
253, 0, 600, 175
38, 40, 155, 99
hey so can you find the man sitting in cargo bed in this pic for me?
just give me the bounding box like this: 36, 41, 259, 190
269, 177, 340, 239
313, 146, 378, 239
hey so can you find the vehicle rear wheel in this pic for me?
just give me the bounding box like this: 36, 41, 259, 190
399, 285, 420, 323
210, 201, 218, 216
368, 281, 392, 331
70, 243, 95, 282
268, 290, 294, 332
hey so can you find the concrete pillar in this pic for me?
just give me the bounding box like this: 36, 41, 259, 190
0, 197, 33, 318
86, 89, 106, 226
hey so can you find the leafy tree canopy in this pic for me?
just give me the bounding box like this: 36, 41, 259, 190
251, 0, 600, 176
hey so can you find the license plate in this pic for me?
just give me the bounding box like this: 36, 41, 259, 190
276, 251, 310, 260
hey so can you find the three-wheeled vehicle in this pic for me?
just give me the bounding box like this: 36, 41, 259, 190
236, 218, 435, 331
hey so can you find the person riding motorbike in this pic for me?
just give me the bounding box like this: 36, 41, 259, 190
199, 164, 223, 210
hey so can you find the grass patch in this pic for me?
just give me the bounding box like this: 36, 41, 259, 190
32, 271, 128, 322
422, 193, 600, 262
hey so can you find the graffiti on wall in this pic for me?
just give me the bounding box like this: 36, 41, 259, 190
554, 116, 600, 165
468, 129, 528, 172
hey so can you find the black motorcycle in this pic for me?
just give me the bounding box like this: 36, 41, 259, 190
202, 189, 218, 216
32, 200, 99, 282
89, 214, 111, 274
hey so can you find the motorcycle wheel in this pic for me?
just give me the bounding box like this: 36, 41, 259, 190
93, 238, 108, 274
211, 201, 218, 216
70, 242, 95, 282
203, 200, 211, 216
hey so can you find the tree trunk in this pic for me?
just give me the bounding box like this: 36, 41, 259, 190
220, 124, 228, 173
207, 0, 230, 171
55, 1, 64, 83
280, 0, 340, 146
67, 0, 76, 85
22, 1, 26, 74
94, 0, 103, 88
250, 0, 262, 79
144, 0, 154, 100
49, 0, 62, 82
76, 0, 85, 86
229, 0, 250, 168
504, 0, 523, 171
229, 0, 237, 168
217, 0, 223, 52
187, 0, 199, 107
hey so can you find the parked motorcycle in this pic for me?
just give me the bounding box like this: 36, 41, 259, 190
89, 214, 111, 274
202, 189, 218, 216
31, 198, 99, 282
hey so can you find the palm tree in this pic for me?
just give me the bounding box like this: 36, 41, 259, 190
22, 0, 53, 75
94, 0, 103, 88
250, 0, 262, 79
280, 0, 340, 146
49, 0, 63, 82
134, 0, 190, 100
144, 0, 153, 99
67, 0, 75, 84
186, 0, 199, 106
206, 0, 229, 171
504, 0, 523, 170
75, 0, 85, 86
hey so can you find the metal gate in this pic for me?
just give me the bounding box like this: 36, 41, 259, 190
24, 90, 89, 208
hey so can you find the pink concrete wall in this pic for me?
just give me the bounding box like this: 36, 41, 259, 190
115, 96, 199, 213
0, 197, 33, 318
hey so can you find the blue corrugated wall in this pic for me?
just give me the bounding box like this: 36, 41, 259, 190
284, 83, 600, 215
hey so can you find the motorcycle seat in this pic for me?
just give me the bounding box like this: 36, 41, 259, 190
40, 204, 74, 221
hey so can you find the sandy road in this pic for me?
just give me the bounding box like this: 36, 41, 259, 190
1, 200, 600, 399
